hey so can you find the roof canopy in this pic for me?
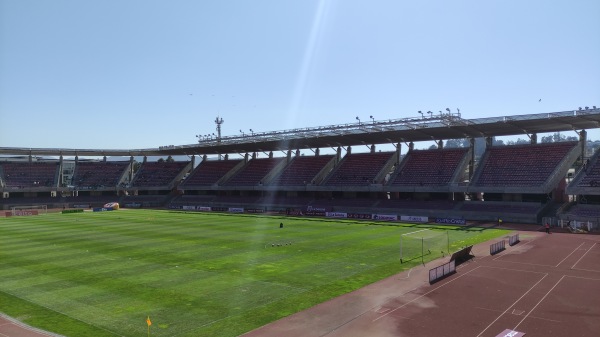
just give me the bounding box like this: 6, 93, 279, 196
2, 109, 599, 157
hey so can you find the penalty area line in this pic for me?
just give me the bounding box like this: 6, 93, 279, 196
402, 229, 431, 236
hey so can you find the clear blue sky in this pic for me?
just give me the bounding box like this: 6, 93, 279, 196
1, 0, 599, 150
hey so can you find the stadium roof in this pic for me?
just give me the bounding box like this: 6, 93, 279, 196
2, 109, 599, 157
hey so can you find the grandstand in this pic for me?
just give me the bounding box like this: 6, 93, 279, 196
471, 141, 579, 191
71, 161, 130, 190
181, 159, 243, 187
2, 108, 600, 227
0, 161, 60, 189
269, 154, 336, 187
389, 147, 469, 188
222, 156, 285, 186
323, 151, 396, 186
130, 160, 190, 188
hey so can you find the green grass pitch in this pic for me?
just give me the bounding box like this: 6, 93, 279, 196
0, 210, 509, 336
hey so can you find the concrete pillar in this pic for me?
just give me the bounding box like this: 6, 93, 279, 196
469, 138, 475, 179
531, 133, 537, 144
581, 129, 587, 163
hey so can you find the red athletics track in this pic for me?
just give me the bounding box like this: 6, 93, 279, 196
243, 231, 600, 337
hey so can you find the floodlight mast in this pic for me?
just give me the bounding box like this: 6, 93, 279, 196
215, 116, 224, 142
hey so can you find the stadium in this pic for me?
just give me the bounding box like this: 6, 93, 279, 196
2, 109, 600, 226
2, 109, 600, 337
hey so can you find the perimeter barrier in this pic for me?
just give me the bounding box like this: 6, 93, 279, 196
62, 209, 84, 214
449, 245, 474, 264
508, 233, 520, 246
490, 240, 505, 255
428, 260, 456, 284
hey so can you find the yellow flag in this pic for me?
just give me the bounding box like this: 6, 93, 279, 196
146, 316, 152, 326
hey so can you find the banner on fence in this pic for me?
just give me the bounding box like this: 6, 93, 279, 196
400, 215, 428, 223
6, 210, 39, 217
347, 213, 372, 219
372, 214, 397, 221
435, 218, 466, 225
245, 208, 265, 213
93, 207, 114, 212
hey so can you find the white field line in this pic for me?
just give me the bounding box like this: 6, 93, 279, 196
0, 291, 120, 337
402, 229, 430, 236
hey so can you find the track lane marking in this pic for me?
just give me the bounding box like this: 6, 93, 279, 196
571, 242, 597, 270
513, 275, 566, 331
475, 273, 548, 337
555, 242, 586, 267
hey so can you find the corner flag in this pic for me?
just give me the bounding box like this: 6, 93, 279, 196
146, 316, 152, 326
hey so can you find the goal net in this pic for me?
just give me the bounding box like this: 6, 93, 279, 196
11, 205, 47, 216
400, 229, 449, 264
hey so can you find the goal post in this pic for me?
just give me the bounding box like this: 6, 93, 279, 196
11, 205, 47, 215
400, 229, 449, 264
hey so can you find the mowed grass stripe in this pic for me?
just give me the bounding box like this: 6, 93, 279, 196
2, 215, 313, 335
2, 260, 252, 334
0, 210, 509, 337
2, 222, 245, 270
